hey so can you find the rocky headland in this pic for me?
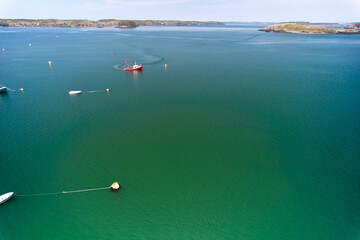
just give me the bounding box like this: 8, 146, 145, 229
260, 23, 360, 34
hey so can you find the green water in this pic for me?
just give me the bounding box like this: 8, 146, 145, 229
0, 25, 359, 239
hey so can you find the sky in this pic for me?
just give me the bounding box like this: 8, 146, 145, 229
0, 0, 359, 23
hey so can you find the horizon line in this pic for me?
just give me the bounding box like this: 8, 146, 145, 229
1, 18, 359, 24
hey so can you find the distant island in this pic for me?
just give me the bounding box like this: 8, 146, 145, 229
260, 22, 360, 34
345, 22, 360, 30
0, 19, 224, 28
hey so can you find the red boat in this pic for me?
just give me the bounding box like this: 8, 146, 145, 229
124, 59, 143, 71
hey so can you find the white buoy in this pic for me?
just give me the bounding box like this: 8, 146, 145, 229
106, 88, 110, 92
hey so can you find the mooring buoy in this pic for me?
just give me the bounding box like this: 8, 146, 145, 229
111, 182, 120, 190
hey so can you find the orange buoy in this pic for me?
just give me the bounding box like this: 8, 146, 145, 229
111, 182, 120, 190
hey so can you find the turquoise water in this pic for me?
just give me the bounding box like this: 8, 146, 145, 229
0, 25, 359, 239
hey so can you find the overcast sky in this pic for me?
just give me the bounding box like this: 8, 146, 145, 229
1, 0, 359, 22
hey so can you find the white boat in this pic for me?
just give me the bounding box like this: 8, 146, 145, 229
0, 85, 7, 93
0, 192, 14, 205
69, 90, 82, 95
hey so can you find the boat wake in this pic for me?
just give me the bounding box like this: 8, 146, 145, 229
141, 56, 163, 65
140, 48, 164, 65
113, 64, 124, 70
113, 48, 164, 70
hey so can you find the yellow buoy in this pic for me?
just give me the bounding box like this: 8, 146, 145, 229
111, 182, 120, 190
20, 88, 24, 92
106, 88, 110, 92
48, 61, 52, 67
165, 64, 167, 69
29, 43, 31, 47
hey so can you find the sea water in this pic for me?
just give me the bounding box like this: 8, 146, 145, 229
0, 25, 359, 239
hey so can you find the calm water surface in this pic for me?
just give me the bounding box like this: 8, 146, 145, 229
0, 25, 359, 239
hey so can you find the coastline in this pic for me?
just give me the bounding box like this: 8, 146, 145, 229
259, 23, 360, 34
0, 19, 224, 28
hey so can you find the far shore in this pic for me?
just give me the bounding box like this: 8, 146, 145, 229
1, 20, 359, 33
0, 19, 224, 28
259, 22, 360, 34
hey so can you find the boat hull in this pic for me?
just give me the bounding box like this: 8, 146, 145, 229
0, 87, 7, 93
0, 192, 14, 205
125, 66, 143, 71
69, 91, 82, 95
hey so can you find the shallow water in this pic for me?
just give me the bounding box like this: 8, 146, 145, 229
0, 25, 359, 239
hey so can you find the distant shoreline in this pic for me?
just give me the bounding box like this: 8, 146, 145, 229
1, 20, 359, 32
260, 23, 360, 34
0, 19, 224, 28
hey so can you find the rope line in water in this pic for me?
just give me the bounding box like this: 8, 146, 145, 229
63, 186, 110, 194
83, 90, 106, 94
15, 186, 111, 197
6, 88, 18, 92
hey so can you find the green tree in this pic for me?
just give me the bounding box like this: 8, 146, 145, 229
0, 20, 9, 27
118, 20, 137, 28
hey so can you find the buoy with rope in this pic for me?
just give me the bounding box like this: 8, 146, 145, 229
0, 182, 120, 205
6, 87, 24, 92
